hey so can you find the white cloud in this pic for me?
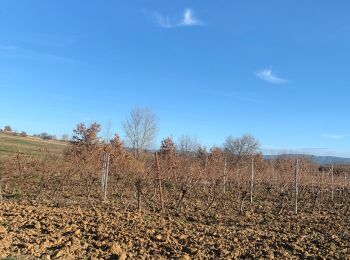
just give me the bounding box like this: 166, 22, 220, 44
321, 134, 345, 139
152, 8, 202, 28
179, 9, 202, 26
256, 69, 287, 84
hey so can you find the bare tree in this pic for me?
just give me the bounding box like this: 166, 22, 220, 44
62, 134, 69, 141
177, 135, 200, 156
122, 107, 158, 157
103, 121, 113, 143
223, 134, 260, 165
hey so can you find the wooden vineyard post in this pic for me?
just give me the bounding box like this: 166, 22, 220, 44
345, 173, 348, 189
321, 169, 324, 199
101, 153, 110, 202
331, 165, 334, 201
155, 152, 165, 214
105, 153, 110, 201
204, 157, 208, 182
204, 157, 208, 192
102, 153, 106, 191
250, 158, 254, 203
223, 157, 227, 194
294, 159, 299, 215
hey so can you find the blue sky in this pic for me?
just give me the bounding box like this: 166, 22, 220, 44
1, 1, 350, 157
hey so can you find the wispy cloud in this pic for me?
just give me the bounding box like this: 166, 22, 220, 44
256, 69, 287, 84
0, 43, 79, 65
151, 8, 203, 28
154, 13, 173, 28
321, 133, 346, 139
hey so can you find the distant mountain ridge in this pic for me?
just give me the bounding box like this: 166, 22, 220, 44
264, 154, 350, 165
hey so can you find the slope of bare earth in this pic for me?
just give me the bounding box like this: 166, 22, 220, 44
0, 200, 349, 259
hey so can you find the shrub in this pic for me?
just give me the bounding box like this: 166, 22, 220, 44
20, 131, 28, 137
4, 125, 12, 132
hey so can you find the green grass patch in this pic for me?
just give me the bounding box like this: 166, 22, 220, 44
0, 132, 69, 156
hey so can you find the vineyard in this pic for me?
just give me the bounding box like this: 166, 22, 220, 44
0, 130, 349, 259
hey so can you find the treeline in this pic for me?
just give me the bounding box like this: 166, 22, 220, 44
1, 125, 28, 137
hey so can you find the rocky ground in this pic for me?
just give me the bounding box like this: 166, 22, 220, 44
0, 199, 349, 259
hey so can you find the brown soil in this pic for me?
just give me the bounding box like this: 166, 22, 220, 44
1, 199, 349, 259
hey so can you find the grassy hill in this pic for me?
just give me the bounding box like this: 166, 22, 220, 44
0, 132, 69, 156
